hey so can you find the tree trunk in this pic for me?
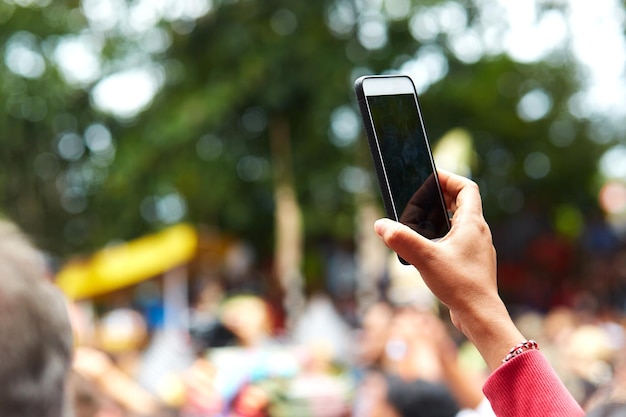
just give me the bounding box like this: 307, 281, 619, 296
354, 192, 388, 316
269, 115, 305, 331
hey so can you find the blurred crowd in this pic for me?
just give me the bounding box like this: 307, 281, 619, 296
2, 215, 626, 417
67, 282, 626, 417
66, 230, 626, 417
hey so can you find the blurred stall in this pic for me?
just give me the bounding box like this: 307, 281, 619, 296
56, 223, 198, 301
56, 223, 240, 331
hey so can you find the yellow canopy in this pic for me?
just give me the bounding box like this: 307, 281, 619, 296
57, 223, 198, 300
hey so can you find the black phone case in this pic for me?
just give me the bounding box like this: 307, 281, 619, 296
355, 75, 410, 265
354, 75, 449, 265
354, 76, 398, 225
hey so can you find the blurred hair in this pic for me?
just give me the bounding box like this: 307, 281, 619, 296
0, 220, 74, 417
385, 374, 459, 417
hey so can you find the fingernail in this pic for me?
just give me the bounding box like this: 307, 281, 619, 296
374, 218, 391, 236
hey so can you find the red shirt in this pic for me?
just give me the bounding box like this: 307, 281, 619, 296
483, 350, 585, 417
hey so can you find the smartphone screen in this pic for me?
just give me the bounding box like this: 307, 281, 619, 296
355, 75, 450, 242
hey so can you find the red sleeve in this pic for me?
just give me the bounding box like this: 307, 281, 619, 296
483, 349, 585, 417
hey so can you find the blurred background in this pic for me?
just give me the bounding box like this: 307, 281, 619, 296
2, 0, 626, 416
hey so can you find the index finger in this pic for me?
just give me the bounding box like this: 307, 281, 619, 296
437, 170, 484, 216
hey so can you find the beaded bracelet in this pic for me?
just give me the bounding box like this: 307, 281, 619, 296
502, 340, 539, 363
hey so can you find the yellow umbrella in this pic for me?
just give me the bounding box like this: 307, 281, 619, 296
57, 223, 198, 300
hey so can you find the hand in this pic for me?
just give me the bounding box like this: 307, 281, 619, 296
374, 170, 525, 371
73, 346, 114, 380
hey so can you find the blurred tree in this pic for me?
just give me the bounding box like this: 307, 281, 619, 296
0, 0, 621, 314
0, 0, 101, 253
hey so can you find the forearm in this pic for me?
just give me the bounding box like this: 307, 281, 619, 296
483, 350, 584, 417
96, 367, 162, 416
73, 348, 162, 417
454, 300, 584, 417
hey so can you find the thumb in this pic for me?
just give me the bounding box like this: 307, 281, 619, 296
374, 218, 435, 267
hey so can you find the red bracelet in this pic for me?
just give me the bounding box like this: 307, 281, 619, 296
502, 340, 539, 363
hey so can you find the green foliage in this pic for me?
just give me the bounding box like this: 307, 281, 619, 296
422, 56, 607, 223
0, 0, 618, 261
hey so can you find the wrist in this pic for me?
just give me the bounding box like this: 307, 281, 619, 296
453, 299, 525, 372
502, 340, 539, 363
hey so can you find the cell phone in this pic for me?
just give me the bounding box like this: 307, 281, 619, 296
354, 74, 451, 264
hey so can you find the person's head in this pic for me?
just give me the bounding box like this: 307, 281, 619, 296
0, 220, 74, 417
385, 374, 459, 417
219, 294, 272, 347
